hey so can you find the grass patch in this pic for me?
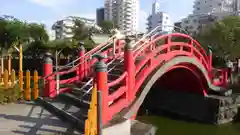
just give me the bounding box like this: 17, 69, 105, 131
0, 84, 23, 104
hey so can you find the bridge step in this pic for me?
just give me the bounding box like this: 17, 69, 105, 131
36, 97, 86, 132
59, 93, 90, 109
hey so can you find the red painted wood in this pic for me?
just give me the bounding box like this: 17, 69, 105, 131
108, 72, 127, 87
78, 49, 85, 80
42, 33, 230, 126
43, 63, 56, 97
124, 48, 135, 102
96, 71, 109, 125
108, 86, 127, 102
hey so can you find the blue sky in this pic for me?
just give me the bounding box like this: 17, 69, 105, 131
0, 0, 195, 32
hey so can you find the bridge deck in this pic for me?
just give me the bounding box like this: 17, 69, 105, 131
0, 101, 81, 135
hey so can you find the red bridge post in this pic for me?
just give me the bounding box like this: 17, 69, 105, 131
43, 52, 56, 97
94, 54, 109, 125
78, 42, 85, 80
124, 37, 135, 102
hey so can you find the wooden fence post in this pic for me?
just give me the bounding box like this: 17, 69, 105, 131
85, 120, 89, 134
84, 83, 98, 135
25, 70, 31, 101
19, 71, 23, 97
0, 69, 2, 84
4, 69, 8, 89
8, 54, 11, 75
11, 70, 15, 87
33, 70, 39, 100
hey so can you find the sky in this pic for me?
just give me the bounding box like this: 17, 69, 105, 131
0, 0, 195, 32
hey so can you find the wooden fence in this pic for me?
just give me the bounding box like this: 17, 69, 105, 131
0, 69, 39, 101
85, 83, 99, 135
1, 69, 100, 134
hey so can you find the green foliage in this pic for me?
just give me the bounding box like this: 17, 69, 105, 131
0, 85, 22, 104
72, 19, 90, 41
195, 16, 240, 60
98, 20, 114, 34
0, 15, 97, 58
84, 38, 95, 50
0, 15, 49, 56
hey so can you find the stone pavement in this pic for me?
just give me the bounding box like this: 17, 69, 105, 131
0, 101, 81, 135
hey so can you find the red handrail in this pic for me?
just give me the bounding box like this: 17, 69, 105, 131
108, 72, 127, 87
134, 33, 209, 67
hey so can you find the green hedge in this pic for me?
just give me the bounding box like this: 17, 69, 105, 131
0, 85, 23, 104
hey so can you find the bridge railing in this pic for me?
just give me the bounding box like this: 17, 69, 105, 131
133, 33, 210, 68
212, 68, 228, 87
94, 33, 218, 124
43, 36, 127, 97
42, 35, 114, 97
91, 31, 230, 126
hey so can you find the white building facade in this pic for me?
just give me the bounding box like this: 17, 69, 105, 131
181, 0, 238, 35
53, 16, 99, 39
104, 0, 139, 35
147, 0, 173, 33
193, 0, 235, 14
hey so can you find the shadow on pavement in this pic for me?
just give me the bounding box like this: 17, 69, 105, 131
0, 101, 81, 135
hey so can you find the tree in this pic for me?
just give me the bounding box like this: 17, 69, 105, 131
72, 19, 90, 41
99, 20, 114, 34
71, 19, 96, 50
195, 16, 240, 60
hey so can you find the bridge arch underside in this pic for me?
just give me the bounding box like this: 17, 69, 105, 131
136, 64, 208, 116
154, 63, 208, 95
123, 56, 215, 119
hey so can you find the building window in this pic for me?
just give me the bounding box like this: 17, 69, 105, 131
197, 7, 200, 10
184, 20, 189, 24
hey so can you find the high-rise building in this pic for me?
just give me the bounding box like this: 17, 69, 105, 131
174, 22, 182, 32
152, 0, 160, 14
193, 0, 235, 14
96, 8, 105, 25
104, 0, 139, 35
180, 0, 239, 35
147, 0, 173, 33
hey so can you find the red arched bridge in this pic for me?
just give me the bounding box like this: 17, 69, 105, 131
37, 32, 234, 132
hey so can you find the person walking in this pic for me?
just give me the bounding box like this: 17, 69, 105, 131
227, 60, 234, 84
238, 58, 240, 74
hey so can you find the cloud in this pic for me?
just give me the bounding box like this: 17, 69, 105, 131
27, 0, 77, 10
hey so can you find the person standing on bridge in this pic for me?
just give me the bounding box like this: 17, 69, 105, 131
237, 59, 240, 74
227, 59, 234, 84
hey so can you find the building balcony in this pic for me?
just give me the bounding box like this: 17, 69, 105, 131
125, 12, 133, 15
124, 8, 133, 12
125, 0, 133, 4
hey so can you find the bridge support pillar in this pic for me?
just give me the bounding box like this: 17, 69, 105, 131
124, 37, 135, 102
43, 52, 56, 98
94, 54, 109, 125
78, 42, 85, 80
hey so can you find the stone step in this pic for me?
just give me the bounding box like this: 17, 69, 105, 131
35, 97, 86, 132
